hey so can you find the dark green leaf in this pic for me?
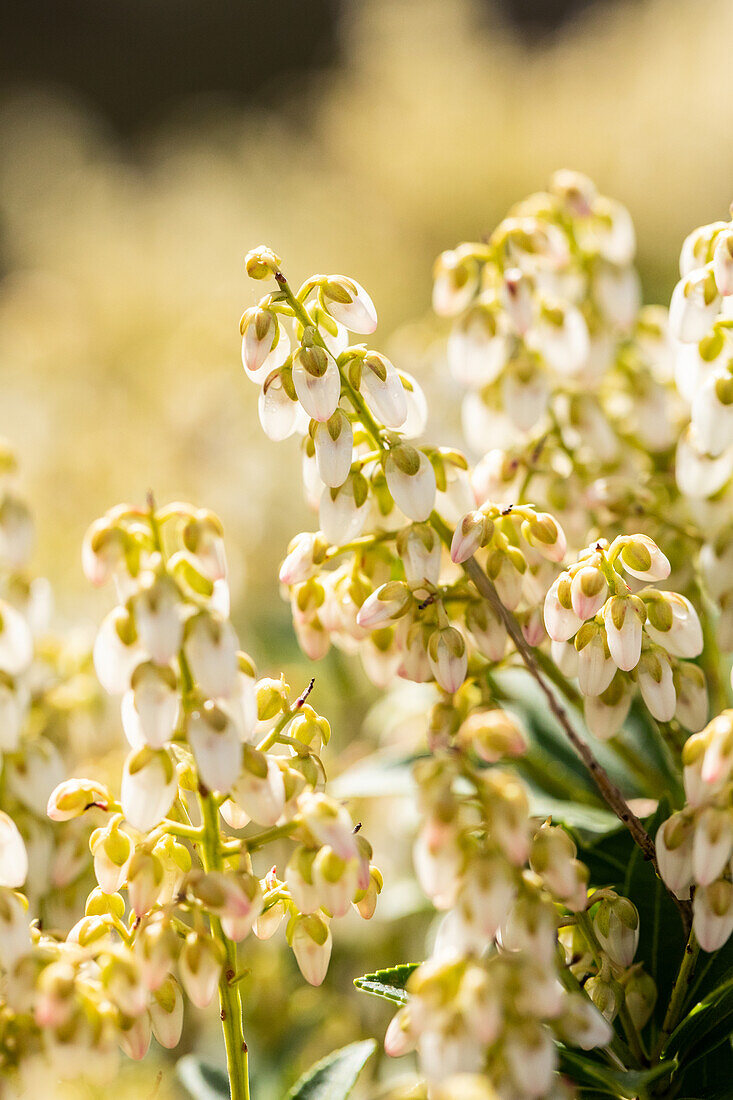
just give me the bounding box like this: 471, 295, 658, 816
559, 1048, 676, 1098
285, 1039, 377, 1100
353, 963, 420, 1005
177, 1056, 230, 1100
664, 979, 733, 1064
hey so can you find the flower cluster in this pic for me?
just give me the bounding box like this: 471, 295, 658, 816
381, 700, 655, 1099
657, 710, 733, 952
434, 170, 642, 449
543, 532, 705, 737
669, 212, 733, 498
0, 499, 380, 1091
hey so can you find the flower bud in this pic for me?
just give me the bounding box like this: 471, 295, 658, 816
584, 675, 632, 741
313, 410, 353, 488
356, 581, 411, 630
558, 993, 614, 1050
121, 747, 177, 833
466, 600, 507, 662
359, 352, 408, 429
127, 849, 165, 916
298, 792, 359, 861
292, 345, 341, 423
603, 595, 643, 672
385, 447, 437, 522
321, 276, 377, 334
656, 814, 694, 898
178, 932, 222, 1008
47, 778, 112, 821
575, 623, 615, 697
119, 1015, 152, 1062
244, 245, 281, 279
692, 806, 733, 886
319, 475, 369, 545
674, 663, 708, 732
288, 912, 332, 986
504, 1021, 557, 1098
521, 511, 567, 562
133, 573, 184, 665
615, 534, 670, 582
593, 896, 639, 968
625, 969, 658, 1031
241, 307, 290, 380
91, 815, 132, 895
570, 566, 608, 621
187, 703, 242, 795
544, 574, 583, 643
150, 977, 184, 1049
185, 612, 239, 699
354, 865, 383, 920
713, 230, 733, 296
584, 975, 619, 1022
121, 662, 179, 750
0, 811, 27, 889
230, 744, 286, 826
450, 510, 493, 564
428, 626, 468, 694
458, 709, 526, 763
669, 267, 721, 343
289, 705, 331, 749
433, 249, 480, 317
645, 593, 703, 659
258, 370, 300, 441
638, 651, 676, 723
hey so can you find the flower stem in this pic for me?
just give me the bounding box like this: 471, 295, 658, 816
652, 929, 700, 1062
198, 790, 251, 1100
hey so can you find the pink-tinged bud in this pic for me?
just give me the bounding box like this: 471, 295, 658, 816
298, 792, 359, 861
603, 596, 643, 672
428, 626, 467, 694
698, 713, 733, 790
121, 663, 179, 750
521, 511, 567, 563
150, 977, 184, 1049
359, 353, 408, 429
133, 573, 184, 666
519, 606, 546, 648
128, 849, 164, 917
356, 582, 411, 630
551, 638, 578, 678
312, 846, 359, 918
292, 346, 341, 423
433, 249, 480, 317
255, 897, 286, 940
241, 308, 290, 381
187, 704, 241, 795
185, 613, 239, 699
466, 600, 507, 662
669, 268, 721, 343
450, 510, 491, 563
321, 276, 377, 333
645, 593, 703, 659
285, 846, 321, 914
121, 747, 177, 833
313, 411, 353, 488
279, 531, 327, 587
530, 824, 588, 912
319, 478, 369, 545
544, 575, 583, 643
230, 746, 285, 826
570, 566, 608, 622
504, 1023, 557, 1098
397, 524, 442, 585
47, 778, 111, 821
354, 865, 383, 920
384, 1006, 416, 1057
489, 552, 524, 611
502, 267, 533, 335
289, 913, 332, 986
258, 372, 300, 441
576, 626, 615, 698
120, 1015, 152, 1062
179, 932, 222, 1008
694, 880, 733, 952
413, 817, 463, 910
692, 807, 733, 886
458, 708, 526, 763
638, 652, 676, 722
0, 811, 27, 888
385, 448, 437, 522
593, 896, 639, 968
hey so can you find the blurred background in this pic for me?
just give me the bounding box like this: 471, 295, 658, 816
2, 0, 733, 1093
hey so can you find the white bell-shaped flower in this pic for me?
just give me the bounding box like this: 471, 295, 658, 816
466, 601, 507, 662
447, 306, 507, 388
94, 607, 146, 695
230, 746, 285, 825
713, 230, 733, 296
133, 573, 184, 666
292, 345, 341, 422
674, 663, 708, 732
615, 534, 670, 582
399, 372, 429, 438
398, 524, 442, 585
584, 681, 632, 741
241, 308, 290, 382
691, 371, 733, 456
179, 932, 221, 1008
669, 268, 721, 343
504, 1023, 557, 1098
693, 880, 733, 952
544, 576, 583, 643
0, 811, 28, 888
638, 652, 676, 722
501, 268, 533, 336
258, 372, 300, 441
0, 600, 33, 677
502, 365, 550, 431
185, 613, 239, 699
290, 913, 332, 986
321, 276, 377, 333
150, 978, 185, 1050
385, 447, 436, 522
692, 807, 733, 887
428, 626, 467, 694
359, 353, 408, 429
603, 596, 643, 671
645, 594, 703, 659
319, 477, 369, 545
313, 410, 353, 488
576, 627, 615, 697
433, 249, 479, 316
0, 887, 31, 969
121, 662, 179, 749
656, 816, 694, 898
187, 704, 241, 794
530, 301, 590, 374
594, 265, 641, 332
676, 427, 733, 498
121, 747, 177, 832
570, 566, 608, 622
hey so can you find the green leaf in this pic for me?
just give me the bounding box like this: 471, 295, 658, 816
177, 1056, 230, 1100
664, 978, 733, 1064
285, 1039, 377, 1100
353, 962, 420, 1005
559, 1048, 676, 1098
